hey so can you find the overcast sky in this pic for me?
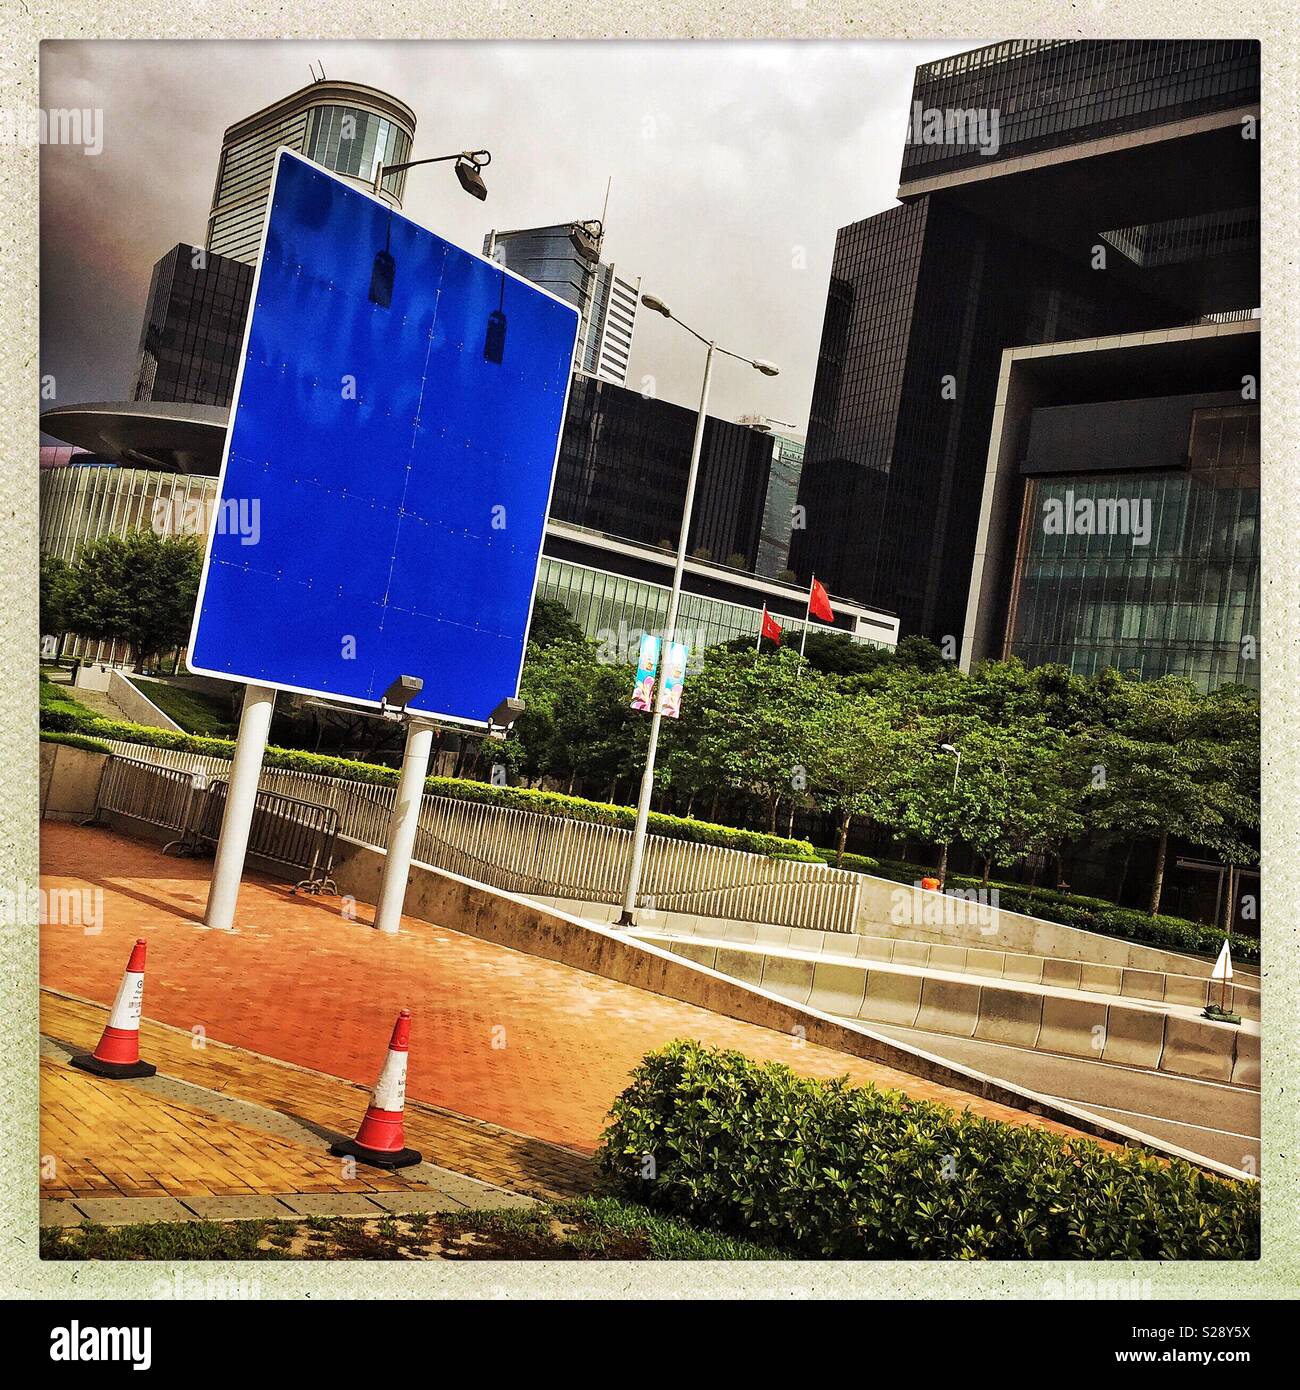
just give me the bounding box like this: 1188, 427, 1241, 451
39, 39, 981, 428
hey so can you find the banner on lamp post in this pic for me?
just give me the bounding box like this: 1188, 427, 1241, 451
657, 641, 689, 719
630, 634, 661, 712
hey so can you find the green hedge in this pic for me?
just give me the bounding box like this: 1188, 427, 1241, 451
40, 730, 112, 754
598, 1041, 1259, 1260
37, 709, 818, 860
814, 850, 1259, 965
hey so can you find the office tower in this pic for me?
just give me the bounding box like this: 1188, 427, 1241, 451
132, 244, 254, 407
207, 79, 416, 264
791, 39, 1259, 663
754, 432, 805, 579
484, 222, 640, 386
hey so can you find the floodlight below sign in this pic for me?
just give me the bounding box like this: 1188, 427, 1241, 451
188, 149, 580, 726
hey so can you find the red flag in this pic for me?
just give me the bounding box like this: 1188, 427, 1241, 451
760, 607, 783, 644
809, 577, 835, 622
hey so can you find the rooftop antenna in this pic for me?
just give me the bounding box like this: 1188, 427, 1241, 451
309, 61, 326, 83
600, 176, 612, 234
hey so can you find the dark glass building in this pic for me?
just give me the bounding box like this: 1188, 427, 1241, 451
755, 433, 805, 578
552, 373, 773, 568
132, 244, 254, 408
791, 39, 1260, 650
963, 321, 1260, 692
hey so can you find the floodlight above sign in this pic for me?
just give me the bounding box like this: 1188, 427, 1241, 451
187, 149, 580, 727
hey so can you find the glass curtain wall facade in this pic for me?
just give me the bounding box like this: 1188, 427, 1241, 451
132, 245, 254, 407
40, 464, 219, 663
790, 198, 1179, 641
553, 374, 772, 567
486, 226, 639, 387
207, 85, 414, 265
303, 105, 411, 198
756, 435, 805, 578
1005, 403, 1259, 689
793, 38, 1258, 645
535, 555, 892, 656
901, 39, 1260, 186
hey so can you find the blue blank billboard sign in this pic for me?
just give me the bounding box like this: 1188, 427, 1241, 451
188, 150, 579, 725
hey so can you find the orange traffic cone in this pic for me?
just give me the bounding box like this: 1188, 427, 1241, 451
330, 1009, 422, 1170
71, 939, 157, 1079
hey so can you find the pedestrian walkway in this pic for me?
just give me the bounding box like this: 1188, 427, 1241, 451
41, 991, 594, 1204
38, 1018, 549, 1228
40, 1051, 414, 1200
41, 821, 1118, 1160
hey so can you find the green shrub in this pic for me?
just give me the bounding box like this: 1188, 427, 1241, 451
36, 709, 818, 860
40, 730, 111, 754
598, 1041, 1260, 1260
38, 676, 99, 724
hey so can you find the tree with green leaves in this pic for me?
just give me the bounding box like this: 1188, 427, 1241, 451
1080, 676, 1256, 914
525, 597, 586, 650
946, 726, 1084, 886
660, 645, 825, 831
40, 554, 76, 638
64, 529, 203, 670
805, 689, 911, 865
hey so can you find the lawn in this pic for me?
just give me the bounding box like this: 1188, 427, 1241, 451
40, 1196, 787, 1261
39, 675, 98, 722
130, 678, 236, 736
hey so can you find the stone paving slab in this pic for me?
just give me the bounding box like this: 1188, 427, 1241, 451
179, 1195, 299, 1221
365, 1190, 472, 1215
40, 1198, 88, 1227
273, 1194, 392, 1217
73, 1197, 197, 1225
41, 822, 1139, 1159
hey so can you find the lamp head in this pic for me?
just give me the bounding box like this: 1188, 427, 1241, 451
641, 293, 672, 318
381, 674, 424, 721
455, 157, 488, 200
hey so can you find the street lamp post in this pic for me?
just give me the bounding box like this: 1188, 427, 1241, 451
372, 149, 492, 199
617, 294, 779, 927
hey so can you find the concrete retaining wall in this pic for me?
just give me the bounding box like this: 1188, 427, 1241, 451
639, 933, 1257, 1089
39, 743, 106, 822
850, 875, 1247, 979
603, 909, 1260, 1021
109, 672, 184, 731
327, 837, 1252, 1178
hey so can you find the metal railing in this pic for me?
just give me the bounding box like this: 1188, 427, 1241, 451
91, 754, 339, 894
85, 755, 197, 835
98, 741, 864, 932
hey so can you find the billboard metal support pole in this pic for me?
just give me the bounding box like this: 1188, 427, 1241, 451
202, 683, 276, 931
618, 343, 715, 927
373, 718, 436, 934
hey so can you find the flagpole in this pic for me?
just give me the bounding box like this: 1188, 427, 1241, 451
755, 607, 765, 663
799, 576, 814, 660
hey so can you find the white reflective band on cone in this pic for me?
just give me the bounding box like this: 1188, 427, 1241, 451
372, 1050, 408, 1113
107, 972, 145, 1031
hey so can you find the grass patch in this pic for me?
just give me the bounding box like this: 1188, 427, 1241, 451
129, 678, 236, 736
41, 1219, 272, 1261
40, 1195, 785, 1262
39, 676, 98, 723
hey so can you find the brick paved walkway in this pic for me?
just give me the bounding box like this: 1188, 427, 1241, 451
41, 822, 1105, 1157
40, 1053, 415, 1200
41, 993, 594, 1201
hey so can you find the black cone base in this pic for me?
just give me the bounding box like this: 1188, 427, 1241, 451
329, 1138, 422, 1170
71, 1053, 157, 1079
